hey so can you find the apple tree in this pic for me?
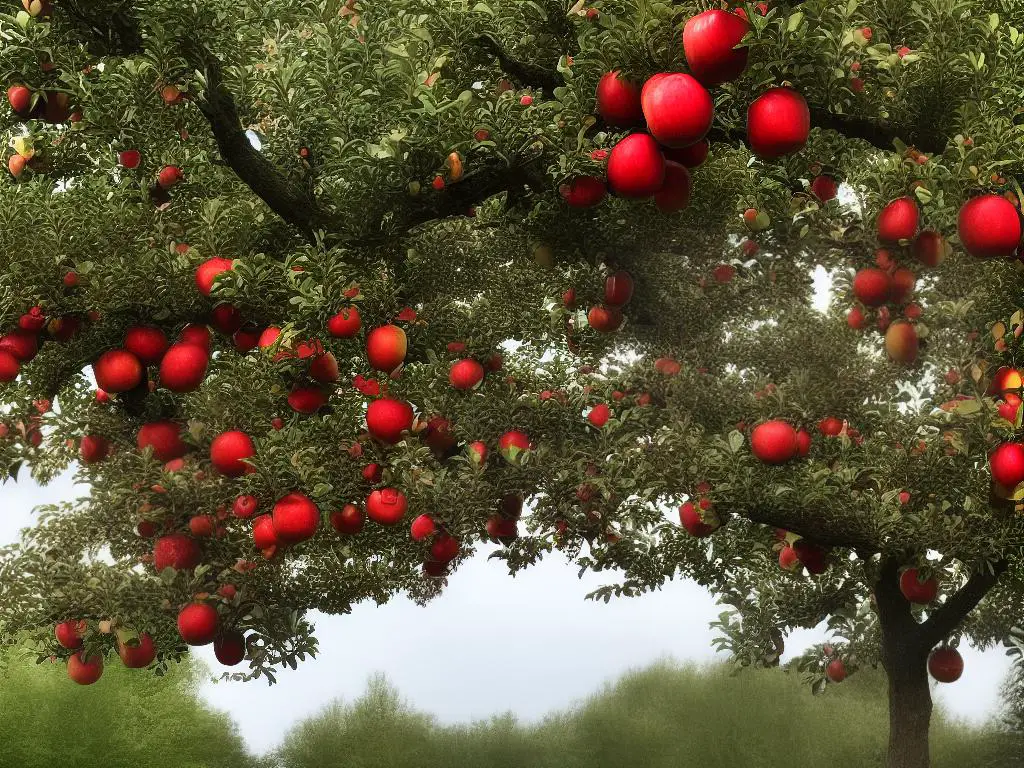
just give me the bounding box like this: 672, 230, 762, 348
0, 2, 1023, 767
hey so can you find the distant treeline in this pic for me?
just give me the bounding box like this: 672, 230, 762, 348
1, 646, 1019, 768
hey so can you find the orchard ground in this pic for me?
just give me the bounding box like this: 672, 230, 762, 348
0, 471, 1010, 752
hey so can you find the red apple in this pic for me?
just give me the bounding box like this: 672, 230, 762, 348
641, 73, 714, 148
79, 434, 110, 464
137, 421, 188, 461
195, 257, 234, 296
818, 417, 843, 436
912, 230, 947, 267
449, 359, 485, 390
410, 514, 436, 541
209, 430, 255, 477
884, 321, 918, 364
0, 330, 38, 362
124, 326, 169, 364
852, 268, 893, 307
825, 659, 847, 683
678, 501, 719, 537
746, 88, 810, 159
779, 545, 800, 571
588, 404, 611, 428
288, 386, 329, 414
214, 630, 246, 666
588, 305, 624, 333
990, 442, 1024, 487
366, 324, 407, 372
118, 150, 141, 169
683, 9, 750, 86
958, 194, 1022, 258
159, 343, 209, 392
272, 492, 320, 543
118, 633, 156, 668
93, 349, 143, 393
899, 568, 938, 604
607, 133, 665, 197
328, 306, 362, 338
179, 323, 212, 351
928, 647, 963, 683
177, 603, 218, 646
153, 533, 201, 571
596, 71, 643, 127
0, 350, 20, 382
233, 327, 261, 353
604, 270, 634, 306
750, 420, 799, 464
68, 651, 104, 685
430, 533, 460, 563
811, 175, 839, 202
366, 488, 408, 525
252, 513, 278, 552
7, 85, 32, 116
560, 176, 607, 208
233, 495, 259, 519
498, 430, 530, 464
796, 428, 811, 457
663, 139, 709, 168
877, 197, 919, 242
329, 503, 365, 535
55, 620, 86, 649
210, 303, 243, 335
366, 398, 414, 444
158, 165, 183, 188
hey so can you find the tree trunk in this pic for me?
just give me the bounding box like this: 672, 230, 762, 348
883, 642, 933, 768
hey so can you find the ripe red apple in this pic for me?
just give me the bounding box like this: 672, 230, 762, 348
560, 176, 607, 208
233, 326, 261, 353
663, 139, 709, 168
604, 270, 634, 306
79, 434, 110, 464
912, 230, 947, 267
890, 268, 915, 304
137, 420, 188, 461
852, 268, 893, 307
272, 492, 320, 543
811, 175, 839, 202
654, 160, 692, 213
288, 386, 329, 414
329, 503, 365, 535
928, 647, 963, 683
428, 533, 459, 564
366, 324, 407, 372
796, 428, 811, 457
233, 494, 259, 519
153, 533, 201, 571
327, 306, 361, 338
195, 257, 234, 296
118, 633, 156, 669
179, 323, 212, 351
214, 630, 246, 666
750, 420, 799, 464
55, 620, 86, 649
825, 659, 847, 683
93, 349, 144, 393
877, 197, 919, 242
588, 305, 624, 333
158, 165, 183, 188
362, 463, 383, 483
366, 488, 408, 525
0, 329, 38, 362
899, 568, 938, 604
7, 85, 32, 116
683, 9, 750, 86
422, 415, 458, 459
596, 71, 643, 127
498, 430, 530, 464
989, 366, 1023, 396
467, 440, 487, 466
641, 73, 714, 148
0, 350, 20, 382
818, 417, 844, 436
209, 430, 256, 477
252, 513, 278, 552
118, 150, 141, 169
990, 442, 1024, 487
366, 398, 414, 444
68, 651, 104, 685
884, 321, 918, 364
8, 154, 26, 179
607, 133, 665, 197
450, 359, 485, 390
746, 88, 810, 159
159, 343, 209, 392
410, 514, 436, 541
124, 326, 169, 364
678, 501, 719, 537
177, 603, 218, 646
588, 403, 611, 428
958, 194, 1022, 258
486, 514, 518, 542
779, 545, 800, 571
210, 303, 243, 335
794, 540, 829, 574
188, 515, 214, 537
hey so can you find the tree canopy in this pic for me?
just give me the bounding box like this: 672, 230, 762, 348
0, 2, 1023, 766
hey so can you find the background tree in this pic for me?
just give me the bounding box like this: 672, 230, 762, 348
0, 645, 253, 768
0, 2, 1022, 767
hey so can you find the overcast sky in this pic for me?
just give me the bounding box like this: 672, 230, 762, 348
0, 470, 1012, 753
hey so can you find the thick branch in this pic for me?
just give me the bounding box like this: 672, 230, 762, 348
919, 560, 1007, 648
741, 504, 879, 552
474, 35, 565, 93
181, 41, 336, 243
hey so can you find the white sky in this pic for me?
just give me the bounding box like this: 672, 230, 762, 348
0, 470, 1011, 753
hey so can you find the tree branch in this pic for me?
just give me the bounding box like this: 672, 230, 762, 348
741, 504, 879, 552
919, 560, 1008, 649
61, 1, 144, 56
474, 35, 566, 93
